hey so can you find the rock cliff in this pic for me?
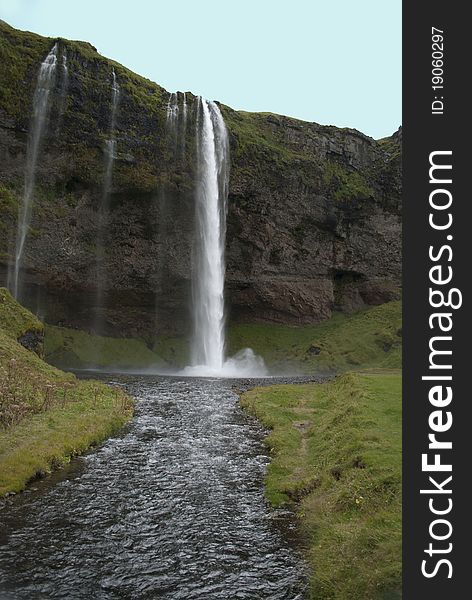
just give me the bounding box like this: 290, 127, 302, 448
0, 21, 401, 339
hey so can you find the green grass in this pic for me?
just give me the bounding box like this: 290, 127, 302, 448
228, 301, 401, 373
322, 160, 374, 201
45, 324, 163, 370
241, 372, 401, 599
0, 287, 43, 340
0, 289, 133, 496
43, 301, 401, 373
0, 20, 51, 120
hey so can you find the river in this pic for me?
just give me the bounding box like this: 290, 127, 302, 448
0, 375, 307, 599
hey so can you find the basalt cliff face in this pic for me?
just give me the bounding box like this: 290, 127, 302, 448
0, 21, 401, 339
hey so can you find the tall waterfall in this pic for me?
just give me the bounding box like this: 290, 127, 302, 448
183, 98, 267, 377
94, 69, 120, 334
190, 98, 229, 371
10, 44, 58, 299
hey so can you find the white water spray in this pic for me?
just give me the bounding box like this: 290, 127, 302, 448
183, 98, 267, 377
182, 92, 188, 122
166, 92, 179, 128
11, 44, 58, 299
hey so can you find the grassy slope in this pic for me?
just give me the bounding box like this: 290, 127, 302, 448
44, 301, 401, 373
45, 324, 164, 370
241, 373, 401, 600
0, 286, 43, 340
228, 300, 401, 373
0, 288, 133, 496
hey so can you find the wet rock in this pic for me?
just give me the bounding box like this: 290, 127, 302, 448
17, 330, 44, 357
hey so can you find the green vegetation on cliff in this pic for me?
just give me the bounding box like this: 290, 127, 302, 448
228, 301, 401, 373
0, 20, 51, 120
0, 288, 133, 496
322, 159, 374, 201
241, 372, 401, 599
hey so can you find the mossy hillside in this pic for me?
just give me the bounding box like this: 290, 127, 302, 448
221, 107, 314, 171
0, 287, 43, 340
0, 20, 174, 193
45, 324, 190, 370
378, 134, 401, 161
0, 289, 133, 496
44, 325, 195, 371
221, 107, 398, 207
0, 20, 51, 122
0, 20, 167, 124
241, 372, 401, 599
45, 324, 164, 370
0, 370, 133, 497
322, 160, 374, 202
44, 301, 401, 372
228, 301, 402, 373
0, 20, 401, 219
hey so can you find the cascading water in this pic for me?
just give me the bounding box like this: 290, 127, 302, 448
167, 91, 188, 157
166, 92, 179, 136
94, 69, 120, 335
10, 44, 58, 299
180, 92, 188, 156
191, 98, 228, 370
55, 49, 69, 132
182, 92, 188, 124
184, 98, 267, 377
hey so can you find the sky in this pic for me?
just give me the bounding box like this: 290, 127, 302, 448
0, 0, 401, 139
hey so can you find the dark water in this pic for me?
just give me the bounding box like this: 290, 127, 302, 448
0, 376, 307, 599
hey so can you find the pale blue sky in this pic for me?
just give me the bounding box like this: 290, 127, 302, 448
0, 0, 401, 138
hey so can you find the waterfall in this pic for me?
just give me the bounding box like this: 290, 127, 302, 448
190, 98, 229, 371
94, 69, 120, 334
166, 91, 188, 157
10, 43, 58, 299
182, 92, 188, 123
182, 98, 267, 377
102, 69, 120, 203
55, 49, 69, 131
180, 92, 188, 157
166, 92, 179, 128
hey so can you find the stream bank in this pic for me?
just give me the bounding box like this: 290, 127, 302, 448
241, 371, 402, 600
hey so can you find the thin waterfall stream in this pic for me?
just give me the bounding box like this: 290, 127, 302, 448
10, 44, 58, 300
94, 69, 120, 336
